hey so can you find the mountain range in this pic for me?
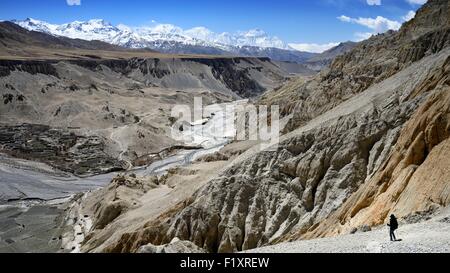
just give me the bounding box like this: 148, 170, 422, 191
11, 18, 353, 65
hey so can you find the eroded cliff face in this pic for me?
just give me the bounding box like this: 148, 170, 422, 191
299, 71, 450, 240
1, 57, 286, 99
0, 60, 59, 78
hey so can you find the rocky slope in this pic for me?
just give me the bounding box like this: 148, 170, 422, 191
261, 0, 450, 132
67, 0, 450, 253
298, 64, 450, 240
62, 160, 233, 252
304, 41, 357, 71
247, 207, 450, 253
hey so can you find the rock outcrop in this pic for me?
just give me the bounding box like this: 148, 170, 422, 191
137, 237, 207, 253
87, 174, 160, 229
0, 60, 59, 78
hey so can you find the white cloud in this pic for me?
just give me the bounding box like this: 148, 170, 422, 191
338, 15, 351, 22
338, 9, 417, 42
338, 15, 401, 33
354, 32, 373, 41
406, 0, 427, 5
66, 0, 81, 6
288, 42, 340, 53
367, 0, 381, 6
402, 10, 416, 21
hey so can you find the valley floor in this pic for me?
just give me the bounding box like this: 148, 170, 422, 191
0, 202, 66, 253
246, 208, 450, 253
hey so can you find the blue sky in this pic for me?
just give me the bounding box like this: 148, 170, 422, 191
0, 0, 427, 52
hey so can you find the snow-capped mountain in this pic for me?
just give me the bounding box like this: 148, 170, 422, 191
13, 18, 289, 49
184, 27, 289, 49
12, 18, 318, 62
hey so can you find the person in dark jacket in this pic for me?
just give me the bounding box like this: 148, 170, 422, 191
387, 214, 398, 241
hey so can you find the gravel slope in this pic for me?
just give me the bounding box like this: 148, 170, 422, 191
246, 208, 450, 253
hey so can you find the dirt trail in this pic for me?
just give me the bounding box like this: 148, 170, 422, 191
246, 208, 450, 253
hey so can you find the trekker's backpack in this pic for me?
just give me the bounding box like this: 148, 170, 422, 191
391, 218, 398, 230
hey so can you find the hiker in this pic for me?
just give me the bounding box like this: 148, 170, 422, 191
387, 214, 398, 241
